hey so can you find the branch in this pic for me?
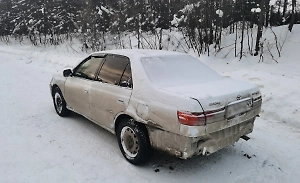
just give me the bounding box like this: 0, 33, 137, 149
270, 27, 281, 57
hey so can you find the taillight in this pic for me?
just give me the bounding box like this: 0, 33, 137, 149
177, 107, 225, 126
177, 111, 206, 126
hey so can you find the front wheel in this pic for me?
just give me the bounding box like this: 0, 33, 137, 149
53, 87, 70, 117
116, 119, 152, 165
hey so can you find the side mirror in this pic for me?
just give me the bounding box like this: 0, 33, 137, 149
119, 78, 133, 88
63, 69, 72, 77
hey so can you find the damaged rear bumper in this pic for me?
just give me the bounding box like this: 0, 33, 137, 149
147, 117, 255, 159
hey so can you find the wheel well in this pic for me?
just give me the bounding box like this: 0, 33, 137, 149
51, 84, 59, 97
114, 114, 148, 134
114, 114, 132, 133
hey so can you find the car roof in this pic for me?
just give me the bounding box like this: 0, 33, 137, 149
91, 49, 186, 59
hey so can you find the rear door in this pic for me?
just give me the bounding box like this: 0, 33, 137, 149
64, 56, 104, 118
89, 54, 133, 129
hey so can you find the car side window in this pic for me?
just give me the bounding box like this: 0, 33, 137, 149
120, 64, 133, 88
97, 55, 131, 87
73, 57, 103, 80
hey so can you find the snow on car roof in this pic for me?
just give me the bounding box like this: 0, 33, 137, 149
92, 49, 186, 59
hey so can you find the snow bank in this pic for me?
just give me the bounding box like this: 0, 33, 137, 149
0, 25, 300, 182
201, 25, 300, 129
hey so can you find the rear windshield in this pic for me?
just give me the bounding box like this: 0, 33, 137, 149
141, 55, 222, 87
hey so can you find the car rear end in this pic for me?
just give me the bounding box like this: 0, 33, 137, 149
141, 53, 262, 159
146, 85, 261, 159
174, 85, 262, 158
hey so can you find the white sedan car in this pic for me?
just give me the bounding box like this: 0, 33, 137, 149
50, 49, 262, 165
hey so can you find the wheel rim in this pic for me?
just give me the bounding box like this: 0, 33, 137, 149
120, 126, 139, 158
54, 92, 63, 114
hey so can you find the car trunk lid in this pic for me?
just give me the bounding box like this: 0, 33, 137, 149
161, 78, 259, 126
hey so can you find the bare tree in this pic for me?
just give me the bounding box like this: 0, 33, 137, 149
240, 2, 246, 60
254, 0, 265, 56
282, 0, 288, 23
288, 0, 297, 32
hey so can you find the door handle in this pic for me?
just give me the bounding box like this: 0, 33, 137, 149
83, 89, 89, 93
118, 99, 124, 103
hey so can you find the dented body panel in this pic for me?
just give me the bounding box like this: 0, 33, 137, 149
148, 118, 256, 159
147, 98, 261, 159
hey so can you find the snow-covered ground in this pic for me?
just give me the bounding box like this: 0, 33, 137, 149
1, 26, 300, 183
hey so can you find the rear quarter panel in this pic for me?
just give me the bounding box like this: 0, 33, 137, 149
127, 54, 204, 136
128, 84, 203, 135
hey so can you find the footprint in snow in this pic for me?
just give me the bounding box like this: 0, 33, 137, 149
257, 84, 264, 88
249, 77, 261, 81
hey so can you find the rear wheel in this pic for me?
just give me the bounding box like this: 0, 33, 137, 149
116, 118, 152, 165
53, 87, 70, 117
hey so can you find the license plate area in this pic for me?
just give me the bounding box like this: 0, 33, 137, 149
226, 98, 253, 119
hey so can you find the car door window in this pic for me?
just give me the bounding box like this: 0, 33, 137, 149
97, 55, 130, 86
120, 64, 133, 88
73, 57, 103, 80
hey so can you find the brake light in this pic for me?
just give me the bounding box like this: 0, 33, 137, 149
177, 107, 225, 126
177, 111, 206, 126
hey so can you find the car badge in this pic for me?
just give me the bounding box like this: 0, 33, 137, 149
209, 102, 221, 106
236, 95, 242, 100
247, 100, 253, 107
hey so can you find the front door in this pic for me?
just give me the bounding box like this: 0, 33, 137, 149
64, 56, 104, 118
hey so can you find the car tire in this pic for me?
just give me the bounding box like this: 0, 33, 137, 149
116, 118, 152, 165
53, 87, 70, 117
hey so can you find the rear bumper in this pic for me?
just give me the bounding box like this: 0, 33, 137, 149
194, 118, 255, 157
147, 98, 261, 159
147, 117, 256, 159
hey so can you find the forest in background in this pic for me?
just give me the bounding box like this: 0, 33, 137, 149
0, 0, 299, 58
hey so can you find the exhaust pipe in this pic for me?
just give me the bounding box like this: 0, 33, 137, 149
241, 135, 250, 141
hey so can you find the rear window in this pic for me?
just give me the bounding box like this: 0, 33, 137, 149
141, 55, 222, 87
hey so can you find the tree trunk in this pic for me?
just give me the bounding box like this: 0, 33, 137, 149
240, 18, 245, 60
240, 2, 245, 60
282, 0, 288, 24
254, 0, 265, 56
159, 28, 163, 50
265, 0, 270, 27
288, 0, 296, 32
234, 22, 237, 57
